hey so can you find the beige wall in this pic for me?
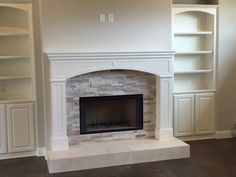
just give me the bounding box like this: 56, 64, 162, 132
40, 0, 172, 53
217, 0, 236, 130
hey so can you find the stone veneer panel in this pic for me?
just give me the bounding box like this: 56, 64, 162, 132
66, 70, 157, 146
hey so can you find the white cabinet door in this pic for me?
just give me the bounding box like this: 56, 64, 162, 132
195, 93, 215, 135
7, 103, 35, 153
0, 105, 7, 154
174, 94, 194, 137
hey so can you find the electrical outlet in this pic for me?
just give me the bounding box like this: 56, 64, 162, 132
99, 13, 106, 23
108, 13, 114, 23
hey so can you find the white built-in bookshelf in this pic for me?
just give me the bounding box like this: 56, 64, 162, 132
0, 3, 35, 102
172, 2, 218, 139
173, 4, 217, 93
0, 2, 36, 155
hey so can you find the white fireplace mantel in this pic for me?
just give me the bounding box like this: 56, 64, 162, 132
45, 51, 175, 151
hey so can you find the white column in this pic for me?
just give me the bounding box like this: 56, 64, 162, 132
155, 76, 174, 140
50, 81, 69, 151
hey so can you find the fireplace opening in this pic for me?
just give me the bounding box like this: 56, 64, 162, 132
80, 94, 143, 134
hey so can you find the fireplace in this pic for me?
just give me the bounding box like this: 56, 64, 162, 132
80, 94, 143, 134
46, 51, 175, 151
44, 52, 192, 173
46, 52, 191, 174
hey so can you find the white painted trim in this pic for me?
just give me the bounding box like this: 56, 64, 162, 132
36, 147, 47, 157
155, 77, 174, 141
28, 3, 40, 159
38, 0, 48, 151
47, 52, 174, 80
173, 4, 218, 16
179, 135, 216, 142
0, 151, 36, 160
0, 105, 7, 154
50, 82, 69, 151
0, 147, 47, 160
172, 4, 219, 9
50, 75, 174, 82
47, 51, 175, 61
216, 130, 234, 139
7, 103, 35, 153
232, 130, 236, 137
178, 130, 236, 141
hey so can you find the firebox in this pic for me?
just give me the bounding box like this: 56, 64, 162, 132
80, 94, 143, 134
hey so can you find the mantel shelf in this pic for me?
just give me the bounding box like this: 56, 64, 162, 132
174, 70, 213, 74
175, 51, 213, 55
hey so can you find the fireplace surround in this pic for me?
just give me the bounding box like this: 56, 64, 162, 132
45, 51, 175, 151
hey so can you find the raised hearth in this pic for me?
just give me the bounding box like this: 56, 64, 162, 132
47, 138, 189, 173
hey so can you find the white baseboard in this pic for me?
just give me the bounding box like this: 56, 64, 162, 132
179, 135, 215, 142
0, 147, 47, 160
0, 151, 36, 160
179, 130, 236, 141
232, 130, 236, 137
216, 130, 234, 139
36, 147, 47, 157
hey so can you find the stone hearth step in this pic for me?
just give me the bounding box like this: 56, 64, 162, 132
47, 138, 190, 174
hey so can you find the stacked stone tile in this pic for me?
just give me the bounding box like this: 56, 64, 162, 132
66, 70, 157, 146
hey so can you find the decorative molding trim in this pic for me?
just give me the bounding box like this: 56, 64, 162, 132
172, 4, 219, 9
232, 130, 236, 137
0, 147, 46, 160
0, 151, 36, 160
47, 51, 175, 61
179, 135, 216, 142
216, 130, 235, 139
6, 103, 35, 153
46, 51, 174, 84
178, 130, 236, 142
0, 105, 6, 154
50, 82, 69, 151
